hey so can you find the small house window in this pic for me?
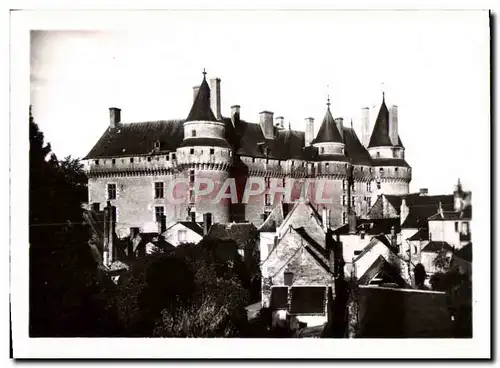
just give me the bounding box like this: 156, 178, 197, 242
94, 160, 99, 165
155, 206, 164, 222
107, 184, 116, 200
190, 148, 195, 155
284, 272, 294, 286
154, 182, 164, 199
192, 130, 196, 137
210, 148, 215, 155
178, 229, 187, 243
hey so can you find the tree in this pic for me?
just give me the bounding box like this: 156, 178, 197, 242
29, 109, 117, 336
414, 263, 428, 289
433, 249, 452, 272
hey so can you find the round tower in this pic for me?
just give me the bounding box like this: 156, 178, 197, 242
366, 92, 410, 195
176, 71, 232, 224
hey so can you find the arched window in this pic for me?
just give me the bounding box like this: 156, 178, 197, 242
376, 151, 380, 158
192, 130, 196, 137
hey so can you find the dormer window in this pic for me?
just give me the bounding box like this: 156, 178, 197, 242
192, 130, 196, 137
154, 140, 161, 150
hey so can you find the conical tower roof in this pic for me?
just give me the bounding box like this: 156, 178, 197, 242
313, 98, 344, 144
186, 73, 218, 122
368, 93, 403, 148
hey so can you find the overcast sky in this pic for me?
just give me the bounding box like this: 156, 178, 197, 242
30, 10, 489, 194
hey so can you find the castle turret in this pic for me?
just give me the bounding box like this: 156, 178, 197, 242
312, 96, 346, 157
177, 70, 232, 223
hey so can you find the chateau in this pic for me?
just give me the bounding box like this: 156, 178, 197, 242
84, 72, 411, 238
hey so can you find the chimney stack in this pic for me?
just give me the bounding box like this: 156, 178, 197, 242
304, 117, 314, 146
231, 105, 240, 126
109, 107, 121, 129
389, 105, 398, 146
193, 85, 200, 102
348, 212, 357, 234
335, 117, 344, 141
190, 211, 196, 223
361, 107, 370, 147
203, 213, 212, 235
210, 78, 221, 120
275, 116, 285, 129
322, 207, 328, 231
259, 111, 274, 139
400, 198, 409, 225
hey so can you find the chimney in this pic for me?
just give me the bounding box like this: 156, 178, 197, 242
361, 107, 370, 147
335, 117, 344, 140
259, 111, 274, 139
203, 213, 212, 235
438, 201, 443, 217
210, 78, 221, 120
109, 107, 121, 129
400, 198, 409, 225
389, 105, 398, 146
275, 116, 285, 129
231, 105, 240, 126
190, 211, 196, 223
304, 117, 314, 146
322, 207, 328, 231
419, 188, 428, 196
193, 85, 200, 102
390, 226, 398, 250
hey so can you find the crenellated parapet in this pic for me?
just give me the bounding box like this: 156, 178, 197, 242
371, 165, 412, 183
176, 146, 232, 172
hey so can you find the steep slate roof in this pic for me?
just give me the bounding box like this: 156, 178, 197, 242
407, 228, 429, 241
312, 106, 343, 144
84, 120, 184, 159
357, 255, 410, 288
421, 241, 454, 253
454, 242, 472, 262
175, 221, 204, 236
186, 76, 218, 122
367, 96, 403, 148
333, 217, 400, 236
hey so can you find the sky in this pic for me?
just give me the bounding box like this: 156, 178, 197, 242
29, 10, 490, 195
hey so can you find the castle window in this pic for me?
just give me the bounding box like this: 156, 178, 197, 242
367, 197, 372, 208
351, 196, 355, 207
342, 212, 347, 224
172, 153, 176, 160
252, 157, 256, 163
265, 194, 272, 206
380, 167, 384, 173
360, 167, 363, 172
455, 221, 459, 232
94, 160, 99, 165
342, 195, 346, 206
342, 179, 347, 191
189, 169, 195, 183
190, 148, 195, 155
265, 177, 270, 189
107, 184, 116, 200
147, 156, 152, 162
377, 181, 381, 190
155, 206, 164, 222
156, 156, 159, 161
376, 151, 380, 158
208, 148, 214, 155
345, 163, 348, 169
111, 158, 116, 165
130, 157, 134, 163
177, 229, 187, 243
165, 155, 169, 161
266, 158, 269, 164
367, 182, 372, 192
321, 147, 325, 154
154, 182, 164, 199
395, 167, 398, 172
192, 130, 196, 137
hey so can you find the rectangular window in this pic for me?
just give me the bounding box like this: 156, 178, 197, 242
377, 181, 381, 190
165, 155, 169, 161
454, 221, 459, 232
342, 212, 347, 224
342, 179, 347, 191
265, 194, 271, 206
462, 222, 469, 234
95, 160, 99, 165
154, 182, 164, 199
270, 287, 288, 310
190, 148, 195, 155
252, 157, 256, 163
342, 195, 346, 206
189, 169, 195, 183
366, 182, 371, 191
155, 206, 164, 222
351, 196, 355, 207
107, 184, 116, 200
367, 197, 372, 208
147, 156, 152, 162
172, 153, 176, 160
210, 148, 215, 155
130, 157, 134, 163
111, 158, 116, 165
177, 229, 187, 243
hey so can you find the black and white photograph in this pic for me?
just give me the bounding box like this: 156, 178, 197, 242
9, 6, 491, 359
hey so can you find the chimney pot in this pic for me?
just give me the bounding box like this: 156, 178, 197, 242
109, 107, 121, 129
231, 105, 240, 125
389, 105, 399, 146
275, 116, 285, 129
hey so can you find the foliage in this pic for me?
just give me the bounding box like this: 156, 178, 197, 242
413, 263, 428, 289
433, 249, 452, 272
29, 109, 118, 336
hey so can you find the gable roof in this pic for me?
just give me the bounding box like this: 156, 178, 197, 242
357, 255, 410, 288
421, 241, 454, 253
312, 107, 343, 144
407, 228, 429, 241
353, 234, 397, 262
367, 97, 403, 148
186, 76, 217, 122
165, 221, 204, 237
